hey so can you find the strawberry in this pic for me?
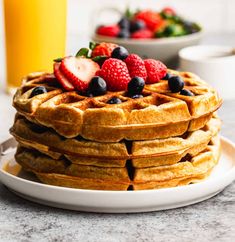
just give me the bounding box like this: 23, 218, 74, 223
98, 58, 131, 91
125, 54, 147, 80
131, 29, 153, 39
60, 57, 100, 92
144, 59, 167, 84
91, 42, 118, 58
135, 10, 164, 31
53, 62, 74, 91
162, 7, 176, 16
96, 25, 120, 37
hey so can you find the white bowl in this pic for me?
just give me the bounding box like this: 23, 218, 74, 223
179, 45, 235, 99
92, 31, 203, 68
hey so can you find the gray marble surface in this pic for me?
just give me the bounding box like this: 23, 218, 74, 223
0, 94, 234, 242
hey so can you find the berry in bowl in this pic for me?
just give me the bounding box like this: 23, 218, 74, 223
92, 7, 203, 68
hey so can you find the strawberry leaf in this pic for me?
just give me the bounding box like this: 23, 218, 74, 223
92, 55, 107, 62
75, 48, 90, 58
124, 7, 134, 19
53, 57, 63, 62
89, 41, 98, 50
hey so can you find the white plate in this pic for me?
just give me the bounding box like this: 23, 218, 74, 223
0, 137, 235, 213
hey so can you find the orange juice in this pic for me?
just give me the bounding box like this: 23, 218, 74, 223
4, 0, 67, 92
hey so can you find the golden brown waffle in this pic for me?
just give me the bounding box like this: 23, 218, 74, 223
15, 135, 221, 190
11, 115, 221, 168
13, 71, 222, 142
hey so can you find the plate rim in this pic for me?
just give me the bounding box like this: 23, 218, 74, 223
0, 136, 235, 196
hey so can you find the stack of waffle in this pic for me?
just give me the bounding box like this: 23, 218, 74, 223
11, 70, 222, 190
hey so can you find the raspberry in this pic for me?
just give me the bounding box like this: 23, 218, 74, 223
99, 58, 131, 91
91, 42, 118, 58
135, 10, 164, 31
125, 54, 147, 80
131, 29, 153, 39
144, 59, 167, 84
96, 25, 120, 37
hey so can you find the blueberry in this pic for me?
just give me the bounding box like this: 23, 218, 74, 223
183, 21, 193, 29
85, 90, 93, 97
168, 76, 184, 93
131, 94, 143, 99
180, 89, 194, 96
118, 18, 130, 30
163, 73, 173, 80
118, 29, 130, 38
128, 77, 145, 96
111, 46, 129, 60
30, 86, 47, 98
183, 21, 200, 34
130, 20, 146, 33
107, 97, 122, 104
88, 76, 107, 96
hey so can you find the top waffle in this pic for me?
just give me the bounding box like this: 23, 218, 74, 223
13, 70, 221, 142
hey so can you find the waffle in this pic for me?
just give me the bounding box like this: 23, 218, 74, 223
11, 65, 222, 191
11, 115, 221, 168
13, 71, 222, 142
15, 135, 221, 190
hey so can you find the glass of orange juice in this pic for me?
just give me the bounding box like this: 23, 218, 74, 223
4, 0, 67, 93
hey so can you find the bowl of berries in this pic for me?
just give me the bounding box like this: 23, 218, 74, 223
92, 7, 203, 68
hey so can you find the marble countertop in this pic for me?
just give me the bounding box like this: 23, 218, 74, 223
0, 93, 234, 241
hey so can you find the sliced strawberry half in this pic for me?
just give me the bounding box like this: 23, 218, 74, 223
60, 57, 100, 92
53, 62, 75, 91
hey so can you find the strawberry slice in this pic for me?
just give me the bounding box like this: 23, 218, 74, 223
60, 57, 100, 92
53, 63, 75, 91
